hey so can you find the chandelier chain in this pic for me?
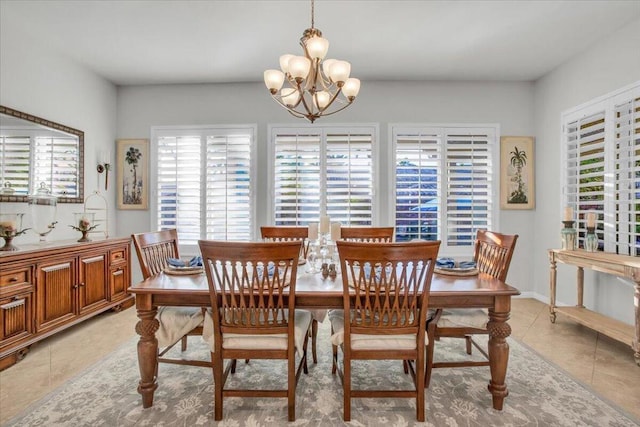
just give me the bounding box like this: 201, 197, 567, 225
311, 0, 315, 29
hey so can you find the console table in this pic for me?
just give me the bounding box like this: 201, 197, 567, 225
0, 237, 134, 370
548, 249, 640, 366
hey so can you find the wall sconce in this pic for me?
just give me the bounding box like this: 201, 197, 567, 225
97, 150, 111, 191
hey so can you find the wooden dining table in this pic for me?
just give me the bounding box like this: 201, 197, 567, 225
128, 269, 520, 411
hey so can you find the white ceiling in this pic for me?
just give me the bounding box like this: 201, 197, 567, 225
1, 0, 639, 86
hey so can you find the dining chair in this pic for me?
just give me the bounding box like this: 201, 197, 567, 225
339, 226, 395, 242
425, 230, 518, 387
198, 240, 311, 422
132, 229, 209, 368
260, 225, 319, 364
330, 240, 440, 422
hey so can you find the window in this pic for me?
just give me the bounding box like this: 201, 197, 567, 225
562, 82, 639, 256
270, 125, 377, 226
392, 125, 497, 254
152, 126, 256, 246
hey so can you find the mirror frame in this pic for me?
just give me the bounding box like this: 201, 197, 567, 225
0, 105, 85, 203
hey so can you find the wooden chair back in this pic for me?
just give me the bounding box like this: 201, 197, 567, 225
260, 226, 310, 259
198, 240, 307, 421
339, 226, 394, 243
199, 240, 301, 340
473, 230, 519, 281
132, 229, 180, 279
337, 240, 440, 339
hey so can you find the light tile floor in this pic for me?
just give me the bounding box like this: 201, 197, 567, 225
0, 298, 638, 424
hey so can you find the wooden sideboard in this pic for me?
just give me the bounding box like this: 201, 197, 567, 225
0, 237, 133, 370
548, 249, 640, 366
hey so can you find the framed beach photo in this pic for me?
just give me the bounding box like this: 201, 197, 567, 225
500, 136, 535, 210
116, 139, 149, 210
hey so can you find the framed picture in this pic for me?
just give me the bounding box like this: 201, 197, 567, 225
500, 136, 535, 210
116, 139, 149, 210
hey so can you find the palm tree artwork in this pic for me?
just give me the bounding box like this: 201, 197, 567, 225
508, 146, 528, 204
124, 146, 143, 204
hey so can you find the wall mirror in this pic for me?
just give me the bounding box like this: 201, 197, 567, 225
0, 105, 84, 203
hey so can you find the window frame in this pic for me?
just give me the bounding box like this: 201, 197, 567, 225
561, 81, 640, 256
389, 123, 500, 256
150, 124, 257, 253
267, 123, 380, 227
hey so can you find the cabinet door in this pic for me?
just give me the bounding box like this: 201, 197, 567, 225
78, 254, 109, 315
109, 264, 129, 301
36, 260, 76, 331
0, 293, 33, 349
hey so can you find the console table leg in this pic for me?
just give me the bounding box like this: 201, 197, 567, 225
135, 297, 159, 408
549, 253, 557, 323
634, 282, 640, 367
577, 267, 584, 308
487, 296, 512, 410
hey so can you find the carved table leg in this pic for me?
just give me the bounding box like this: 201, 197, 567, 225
549, 252, 557, 323
135, 295, 159, 408
487, 296, 512, 410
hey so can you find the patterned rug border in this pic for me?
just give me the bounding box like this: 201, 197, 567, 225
7, 324, 640, 426
513, 338, 639, 424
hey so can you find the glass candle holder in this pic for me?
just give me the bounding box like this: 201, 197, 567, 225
585, 227, 598, 252
560, 220, 577, 251
0, 213, 28, 251
28, 183, 58, 242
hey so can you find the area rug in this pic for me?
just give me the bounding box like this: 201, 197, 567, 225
7, 320, 638, 427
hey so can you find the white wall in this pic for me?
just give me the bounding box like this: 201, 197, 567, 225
116, 80, 535, 284
533, 18, 640, 324
0, 23, 118, 242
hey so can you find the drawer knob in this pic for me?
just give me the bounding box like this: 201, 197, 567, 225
9, 277, 19, 282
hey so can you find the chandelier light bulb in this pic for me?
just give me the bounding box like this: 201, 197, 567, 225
342, 78, 361, 99
306, 36, 329, 60
264, 69, 285, 92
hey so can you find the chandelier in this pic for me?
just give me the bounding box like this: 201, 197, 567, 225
263, 0, 361, 123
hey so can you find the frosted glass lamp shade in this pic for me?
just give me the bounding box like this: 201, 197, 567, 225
306, 36, 329, 60
281, 88, 301, 107
264, 69, 285, 92
327, 60, 350, 83
342, 78, 361, 98
288, 56, 311, 79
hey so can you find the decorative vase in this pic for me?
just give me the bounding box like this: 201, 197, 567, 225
0, 213, 28, 251
72, 212, 96, 242
560, 221, 577, 251
585, 227, 598, 252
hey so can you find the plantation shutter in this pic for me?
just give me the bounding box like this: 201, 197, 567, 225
0, 136, 30, 195
155, 126, 255, 245
392, 125, 496, 252
205, 133, 252, 241
394, 130, 441, 241
273, 132, 321, 226
157, 136, 202, 244
613, 95, 640, 256
562, 82, 639, 256
271, 126, 375, 226
34, 136, 80, 198
325, 131, 373, 225
444, 131, 493, 246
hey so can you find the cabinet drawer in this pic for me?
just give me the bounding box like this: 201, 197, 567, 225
110, 249, 126, 264
0, 268, 31, 288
